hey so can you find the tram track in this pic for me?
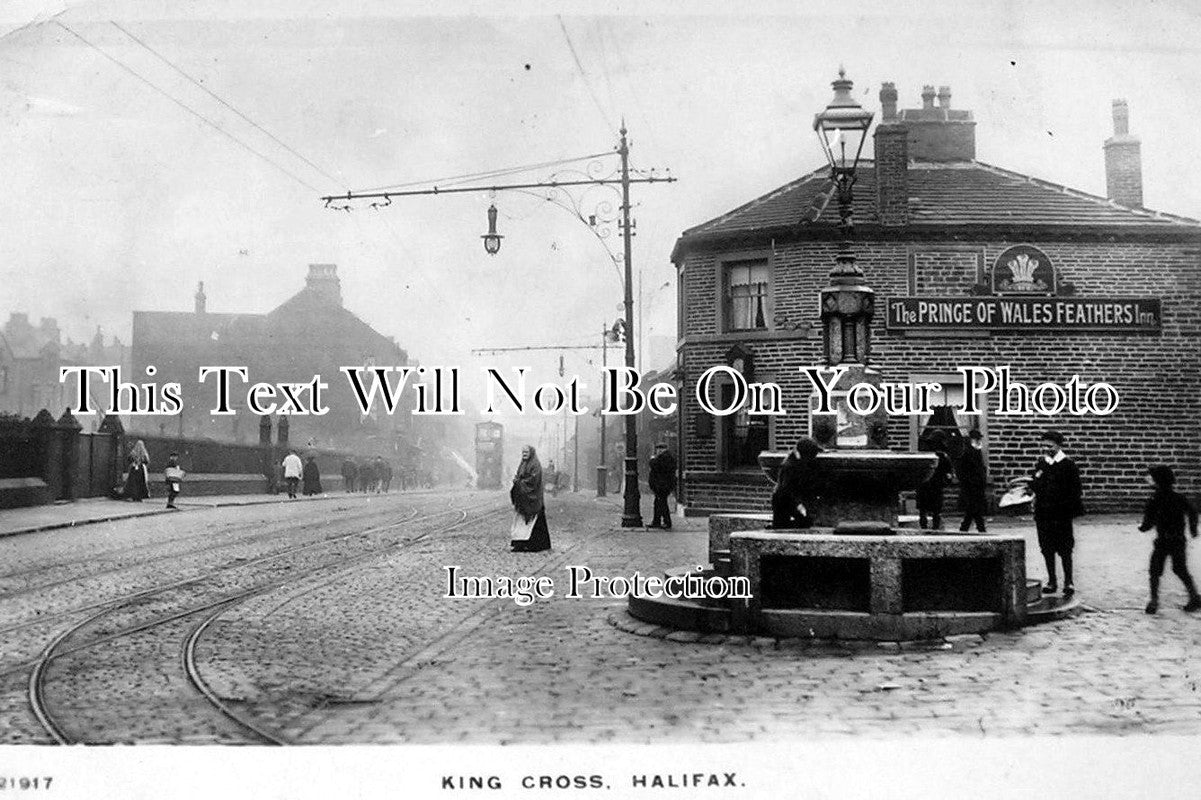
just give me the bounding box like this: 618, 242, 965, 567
0, 500, 465, 643
0, 495, 425, 599
24, 499, 507, 744
0, 497, 477, 673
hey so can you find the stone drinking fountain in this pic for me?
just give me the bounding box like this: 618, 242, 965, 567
626, 70, 1077, 641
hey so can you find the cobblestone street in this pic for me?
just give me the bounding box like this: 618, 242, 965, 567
0, 489, 1199, 747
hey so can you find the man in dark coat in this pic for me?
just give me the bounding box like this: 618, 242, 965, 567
771, 437, 824, 529
341, 457, 358, 493
647, 443, 677, 530
957, 428, 988, 532
1030, 429, 1085, 597
917, 430, 953, 530
358, 458, 376, 493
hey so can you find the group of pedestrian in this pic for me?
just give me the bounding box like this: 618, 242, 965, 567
340, 456, 394, 494
913, 428, 993, 534
505, 441, 679, 552
111, 440, 187, 509
773, 426, 1201, 614
280, 450, 323, 498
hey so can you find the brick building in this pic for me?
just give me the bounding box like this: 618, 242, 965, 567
672, 83, 1201, 514
0, 313, 127, 423
131, 264, 412, 452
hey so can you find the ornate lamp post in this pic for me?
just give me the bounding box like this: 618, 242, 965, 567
813, 67, 875, 365
811, 68, 887, 450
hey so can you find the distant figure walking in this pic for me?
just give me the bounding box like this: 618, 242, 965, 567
1139, 465, 1201, 614
164, 452, 185, 509
918, 430, 953, 530
121, 440, 151, 502
1030, 429, 1084, 597
303, 454, 323, 496
341, 457, 358, 493
359, 458, 376, 494
957, 429, 988, 532
282, 450, 303, 499
647, 443, 677, 530
771, 437, 824, 529
375, 456, 392, 492
510, 445, 551, 552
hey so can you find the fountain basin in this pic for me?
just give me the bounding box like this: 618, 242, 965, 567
759, 449, 936, 487
758, 449, 937, 527
628, 525, 1042, 641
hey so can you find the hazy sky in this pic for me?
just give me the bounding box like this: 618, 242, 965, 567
3, 0, 1201, 441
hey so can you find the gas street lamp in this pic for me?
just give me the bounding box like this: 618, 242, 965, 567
481, 203, 503, 255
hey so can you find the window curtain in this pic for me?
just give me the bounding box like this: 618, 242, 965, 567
728, 263, 768, 330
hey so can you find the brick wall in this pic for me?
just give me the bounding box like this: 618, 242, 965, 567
679, 236, 1201, 513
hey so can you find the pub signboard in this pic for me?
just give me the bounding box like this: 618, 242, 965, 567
885, 244, 1162, 332
885, 296, 1162, 332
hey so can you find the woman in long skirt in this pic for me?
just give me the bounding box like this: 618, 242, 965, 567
302, 454, 323, 496
510, 445, 551, 552
122, 440, 151, 502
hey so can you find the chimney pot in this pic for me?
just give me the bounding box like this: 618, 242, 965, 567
921, 85, 936, 110
937, 86, 951, 109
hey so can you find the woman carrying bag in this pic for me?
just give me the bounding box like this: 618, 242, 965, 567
510, 445, 551, 553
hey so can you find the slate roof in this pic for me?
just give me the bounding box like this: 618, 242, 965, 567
677, 160, 1201, 253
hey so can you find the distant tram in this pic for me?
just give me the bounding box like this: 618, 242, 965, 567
475, 421, 504, 490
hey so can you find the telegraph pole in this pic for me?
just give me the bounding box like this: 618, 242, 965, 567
617, 124, 642, 527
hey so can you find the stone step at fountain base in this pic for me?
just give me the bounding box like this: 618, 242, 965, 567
1024, 577, 1084, 622
629, 560, 1082, 641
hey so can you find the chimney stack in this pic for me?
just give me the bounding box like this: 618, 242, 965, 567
880, 82, 898, 122
195, 281, 206, 314
875, 81, 909, 226
305, 263, 343, 306
897, 82, 975, 161
1104, 99, 1143, 208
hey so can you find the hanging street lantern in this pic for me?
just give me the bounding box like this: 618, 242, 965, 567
481, 203, 503, 255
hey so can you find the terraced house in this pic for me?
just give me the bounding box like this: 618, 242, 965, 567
673, 83, 1201, 514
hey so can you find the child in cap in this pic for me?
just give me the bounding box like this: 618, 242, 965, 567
1138, 465, 1201, 614
164, 453, 185, 509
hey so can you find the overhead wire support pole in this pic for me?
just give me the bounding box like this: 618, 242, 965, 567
617, 122, 642, 527
328, 124, 673, 529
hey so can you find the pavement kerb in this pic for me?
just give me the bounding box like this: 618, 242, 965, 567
606, 609, 991, 652
0, 491, 407, 540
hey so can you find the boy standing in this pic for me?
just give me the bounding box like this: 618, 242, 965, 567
957, 429, 988, 532
1139, 465, 1201, 614
1030, 429, 1084, 597
164, 453, 185, 509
